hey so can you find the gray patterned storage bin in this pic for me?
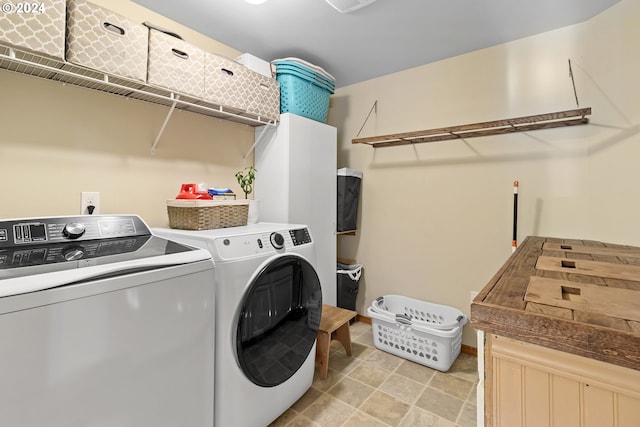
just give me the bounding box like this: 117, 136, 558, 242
147, 28, 205, 99
66, 0, 148, 82
204, 53, 248, 112
0, 0, 65, 60
243, 69, 280, 121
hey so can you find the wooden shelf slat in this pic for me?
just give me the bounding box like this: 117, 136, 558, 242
352, 108, 591, 147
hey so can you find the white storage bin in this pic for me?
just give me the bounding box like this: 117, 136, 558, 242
0, 0, 65, 60
367, 295, 467, 371
66, 0, 148, 82
243, 69, 280, 121
147, 28, 205, 98
204, 53, 248, 112
236, 53, 273, 78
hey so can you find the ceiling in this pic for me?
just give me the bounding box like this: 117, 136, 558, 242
131, 0, 620, 88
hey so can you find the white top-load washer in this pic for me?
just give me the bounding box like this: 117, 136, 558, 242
153, 223, 322, 427
0, 215, 215, 427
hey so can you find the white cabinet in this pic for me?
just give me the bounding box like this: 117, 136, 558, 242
255, 113, 337, 306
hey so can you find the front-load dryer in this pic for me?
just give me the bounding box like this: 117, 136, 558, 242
153, 223, 322, 427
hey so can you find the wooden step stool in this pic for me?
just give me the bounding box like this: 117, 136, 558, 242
315, 304, 358, 380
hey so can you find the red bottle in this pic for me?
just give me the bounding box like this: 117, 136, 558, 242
176, 183, 213, 200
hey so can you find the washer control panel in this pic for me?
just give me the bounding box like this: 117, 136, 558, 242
0, 215, 161, 272
0, 215, 150, 248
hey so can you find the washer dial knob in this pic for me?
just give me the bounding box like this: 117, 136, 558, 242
63, 222, 86, 239
63, 246, 85, 261
270, 232, 285, 249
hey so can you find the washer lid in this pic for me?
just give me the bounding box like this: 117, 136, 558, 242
0, 215, 211, 297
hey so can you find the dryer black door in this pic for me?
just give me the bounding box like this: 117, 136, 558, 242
236, 254, 322, 387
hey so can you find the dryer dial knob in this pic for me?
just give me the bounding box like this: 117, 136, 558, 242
63, 222, 86, 239
270, 232, 285, 250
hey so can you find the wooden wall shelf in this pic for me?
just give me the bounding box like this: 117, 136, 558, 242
352, 108, 591, 148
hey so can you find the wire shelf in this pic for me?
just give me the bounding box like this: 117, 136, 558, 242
0, 46, 278, 128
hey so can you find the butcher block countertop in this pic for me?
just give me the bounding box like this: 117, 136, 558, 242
471, 236, 640, 371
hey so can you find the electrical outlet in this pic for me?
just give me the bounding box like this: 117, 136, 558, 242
80, 192, 100, 215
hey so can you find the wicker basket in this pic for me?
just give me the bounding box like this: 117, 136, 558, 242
167, 199, 249, 230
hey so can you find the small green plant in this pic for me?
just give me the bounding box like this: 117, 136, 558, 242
235, 166, 256, 199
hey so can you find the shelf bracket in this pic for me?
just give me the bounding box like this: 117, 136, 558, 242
243, 121, 275, 164
356, 100, 378, 138
568, 59, 580, 108
150, 93, 180, 155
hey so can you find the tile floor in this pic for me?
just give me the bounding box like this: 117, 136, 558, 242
269, 320, 478, 427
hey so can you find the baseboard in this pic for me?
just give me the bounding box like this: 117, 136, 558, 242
461, 344, 477, 357
354, 313, 477, 356
356, 313, 371, 324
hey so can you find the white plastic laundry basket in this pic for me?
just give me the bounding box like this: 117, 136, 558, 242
367, 295, 467, 371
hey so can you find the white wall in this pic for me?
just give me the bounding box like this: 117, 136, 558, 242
331, 0, 640, 347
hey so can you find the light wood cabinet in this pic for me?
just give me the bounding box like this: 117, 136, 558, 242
472, 236, 640, 427
486, 334, 640, 427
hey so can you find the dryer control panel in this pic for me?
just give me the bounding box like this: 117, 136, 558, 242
289, 228, 312, 246
214, 227, 312, 260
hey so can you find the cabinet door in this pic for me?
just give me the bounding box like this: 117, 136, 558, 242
255, 113, 338, 306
